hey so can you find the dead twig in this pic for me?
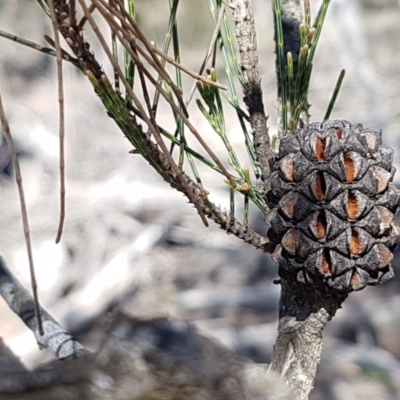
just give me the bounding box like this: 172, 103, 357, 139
78, 0, 210, 226
35, 0, 267, 245
101, 0, 187, 114
186, 0, 226, 106
0, 91, 43, 335
48, 0, 66, 244
150, 42, 228, 90
93, 0, 236, 189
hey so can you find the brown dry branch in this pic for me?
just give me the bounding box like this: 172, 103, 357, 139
0, 91, 43, 336
48, 0, 66, 244
78, 0, 209, 226
107, 0, 187, 110
95, 0, 236, 188
149, 43, 228, 90
41, 0, 264, 242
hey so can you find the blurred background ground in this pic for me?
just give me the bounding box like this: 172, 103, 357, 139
1, 1, 400, 399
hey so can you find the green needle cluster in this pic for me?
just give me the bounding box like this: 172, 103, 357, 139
274, 0, 345, 135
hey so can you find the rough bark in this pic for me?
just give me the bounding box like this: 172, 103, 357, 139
0, 257, 90, 359
228, 0, 275, 191
269, 280, 347, 400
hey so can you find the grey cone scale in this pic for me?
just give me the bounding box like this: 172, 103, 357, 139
266, 120, 400, 292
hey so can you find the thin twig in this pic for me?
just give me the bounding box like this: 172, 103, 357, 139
69, 0, 77, 26
0, 29, 70, 62
94, 0, 236, 188
186, 0, 226, 106
0, 256, 90, 359
152, 0, 180, 116
0, 90, 43, 335
77, 2, 96, 30
48, 0, 66, 244
40, 0, 270, 246
99, 0, 188, 115
137, 59, 154, 123
150, 42, 227, 90
78, 0, 210, 226
109, 0, 120, 93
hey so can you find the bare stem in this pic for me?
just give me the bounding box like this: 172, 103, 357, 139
80, 0, 213, 226
48, 0, 66, 244
0, 91, 43, 335
186, 0, 226, 106
150, 42, 227, 90
269, 280, 347, 399
228, 0, 274, 191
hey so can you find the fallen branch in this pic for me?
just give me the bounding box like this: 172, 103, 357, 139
0, 91, 43, 335
0, 256, 90, 360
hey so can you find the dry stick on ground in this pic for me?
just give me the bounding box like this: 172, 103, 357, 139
0, 91, 44, 336
0, 256, 90, 359
48, 0, 66, 244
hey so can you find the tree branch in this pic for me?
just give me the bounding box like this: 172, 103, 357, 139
0, 256, 90, 360
203, 203, 273, 252
269, 280, 347, 400
0, 89, 43, 335
228, 0, 274, 191
33, 0, 272, 250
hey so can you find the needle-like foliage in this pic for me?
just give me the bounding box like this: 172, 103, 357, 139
0, 1, 354, 399
273, 0, 344, 135
0, 0, 345, 329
